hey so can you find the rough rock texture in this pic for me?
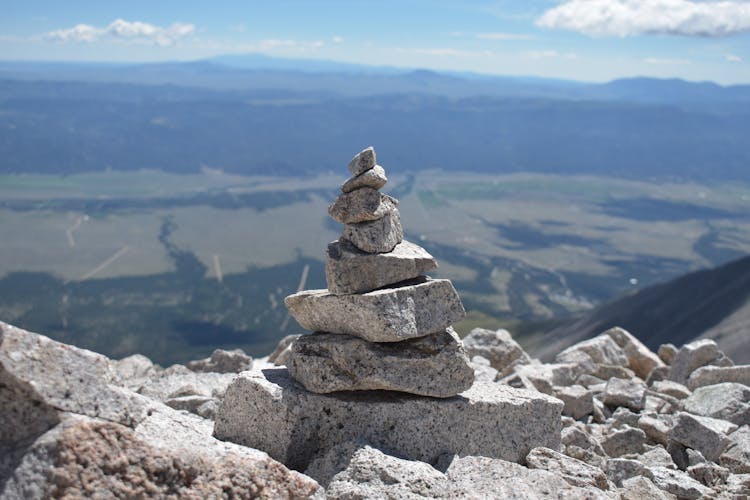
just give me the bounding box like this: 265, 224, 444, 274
670, 412, 731, 462
267, 334, 300, 366
604, 327, 665, 380
328, 188, 398, 224
557, 335, 628, 368
462, 327, 532, 376
214, 367, 563, 470
286, 328, 473, 397
686, 364, 750, 390
721, 425, 750, 473
342, 208, 404, 253
347, 146, 376, 176
325, 238, 437, 295
314, 443, 448, 498
341, 164, 387, 193
669, 339, 732, 385
0, 321, 322, 499
620, 476, 676, 500
526, 446, 610, 490
600, 426, 647, 457
186, 348, 252, 373
285, 277, 465, 342
444, 455, 614, 499
111, 354, 159, 391
603, 377, 647, 411
554, 385, 595, 419
682, 382, 750, 426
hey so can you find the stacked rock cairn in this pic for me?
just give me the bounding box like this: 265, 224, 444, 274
284, 147, 475, 398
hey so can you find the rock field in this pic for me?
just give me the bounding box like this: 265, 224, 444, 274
1, 148, 748, 498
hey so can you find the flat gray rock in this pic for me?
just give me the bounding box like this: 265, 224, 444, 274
686, 365, 750, 390
342, 208, 403, 253
287, 328, 473, 398
328, 188, 398, 224
213, 367, 563, 471
671, 412, 732, 462
683, 382, 750, 426
325, 238, 437, 295
347, 146, 376, 176
341, 165, 387, 193
285, 276, 465, 342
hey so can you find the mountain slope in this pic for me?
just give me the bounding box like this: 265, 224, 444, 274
529, 254, 750, 364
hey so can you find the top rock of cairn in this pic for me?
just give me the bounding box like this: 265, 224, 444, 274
283, 147, 473, 398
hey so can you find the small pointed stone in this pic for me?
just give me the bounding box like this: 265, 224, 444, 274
347, 146, 376, 176
342, 165, 387, 193
343, 208, 403, 253
284, 276, 465, 343
325, 239, 437, 294
328, 188, 398, 224
287, 328, 474, 398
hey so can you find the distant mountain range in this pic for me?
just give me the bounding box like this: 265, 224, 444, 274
0, 55, 749, 180
529, 254, 750, 364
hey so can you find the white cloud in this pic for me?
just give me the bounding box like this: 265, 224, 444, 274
476, 32, 533, 40
332, 35, 344, 44
644, 57, 691, 64
726, 53, 743, 61
46, 19, 195, 46
537, 0, 750, 37
401, 47, 492, 57
525, 50, 579, 59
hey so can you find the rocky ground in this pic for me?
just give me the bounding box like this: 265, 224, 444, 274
1, 319, 749, 499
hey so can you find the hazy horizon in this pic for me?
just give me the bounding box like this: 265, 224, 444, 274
2, 0, 750, 84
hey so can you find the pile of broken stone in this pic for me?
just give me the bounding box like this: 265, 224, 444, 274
1, 148, 748, 498
283, 146, 474, 398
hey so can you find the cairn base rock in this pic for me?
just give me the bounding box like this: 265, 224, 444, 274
287, 328, 473, 398
325, 239, 437, 295
285, 277, 465, 342
213, 368, 563, 471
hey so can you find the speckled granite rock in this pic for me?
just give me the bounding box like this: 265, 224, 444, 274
325, 238, 437, 294
213, 367, 563, 470
328, 187, 398, 224
285, 277, 465, 342
347, 146, 376, 176
186, 348, 253, 373
342, 208, 404, 253
0, 321, 322, 499
341, 165, 387, 193
286, 328, 473, 397
462, 327, 532, 376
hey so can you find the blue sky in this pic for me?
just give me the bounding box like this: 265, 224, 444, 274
1, 0, 749, 83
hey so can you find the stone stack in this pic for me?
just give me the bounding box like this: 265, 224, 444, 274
214, 148, 563, 472
284, 146, 474, 398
